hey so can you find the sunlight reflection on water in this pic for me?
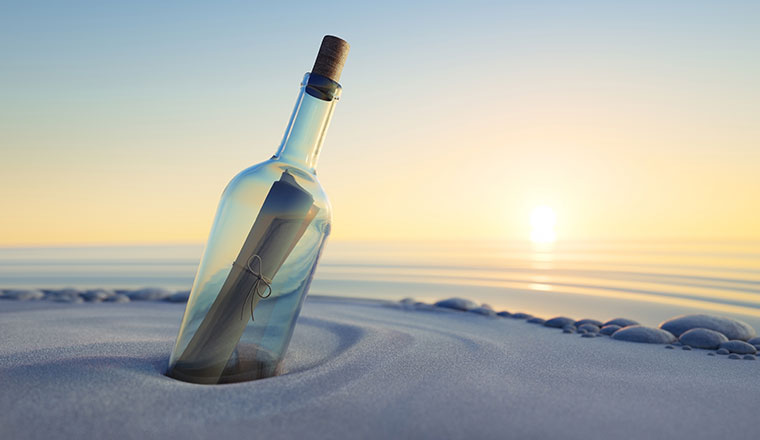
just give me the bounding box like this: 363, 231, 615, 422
1, 240, 759, 328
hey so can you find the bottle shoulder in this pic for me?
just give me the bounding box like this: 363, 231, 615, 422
222, 159, 331, 218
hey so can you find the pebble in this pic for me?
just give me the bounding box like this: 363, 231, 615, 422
728, 354, 741, 360
50, 293, 84, 303
526, 317, 546, 324
665, 345, 675, 349
434, 298, 478, 311
45, 287, 84, 303
716, 348, 729, 355
611, 325, 677, 344
678, 328, 728, 349
660, 314, 756, 341
82, 289, 115, 302
600, 325, 621, 336
682, 345, 692, 351
544, 317, 575, 328
414, 303, 438, 311
1, 289, 45, 301
470, 306, 497, 317
127, 287, 173, 301
707, 352, 715, 356
166, 290, 189, 306
603, 318, 639, 327
395, 298, 416, 310
581, 333, 596, 338
562, 328, 574, 334
575, 319, 603, 328
497, 311, 512, 318
510, 312, 533, 320
743, 355, 756, 360
578, 323, 600, 334
46, 288, 81, 296
718, 340, 757, 355
104, 294, 130, 303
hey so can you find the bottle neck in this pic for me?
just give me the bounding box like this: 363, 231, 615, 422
274, 73, 342, 173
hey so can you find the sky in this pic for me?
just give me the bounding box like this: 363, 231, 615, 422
1, 0, 759, 245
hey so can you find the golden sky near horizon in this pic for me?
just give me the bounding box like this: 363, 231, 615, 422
1, 1, 759, 246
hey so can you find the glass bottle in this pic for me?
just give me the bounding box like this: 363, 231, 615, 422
167, 36, 349, 384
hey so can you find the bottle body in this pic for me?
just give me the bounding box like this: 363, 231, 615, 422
168, 160, 331, 383
167, 35, 348, 385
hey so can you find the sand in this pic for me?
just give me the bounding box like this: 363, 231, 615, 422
1, 297, 758, 440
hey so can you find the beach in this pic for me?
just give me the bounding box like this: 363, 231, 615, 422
2, 296, 758, 440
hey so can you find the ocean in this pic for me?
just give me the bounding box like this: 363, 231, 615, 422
2, 240, 759, 328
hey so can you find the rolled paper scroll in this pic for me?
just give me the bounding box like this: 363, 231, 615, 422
169, 170, 318, 384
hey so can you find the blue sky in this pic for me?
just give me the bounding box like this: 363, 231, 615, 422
1, 1, 759, 244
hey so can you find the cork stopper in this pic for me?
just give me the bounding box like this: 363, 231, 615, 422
311, 35, 350, 83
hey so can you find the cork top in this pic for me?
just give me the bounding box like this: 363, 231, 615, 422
311, 35, 350, 83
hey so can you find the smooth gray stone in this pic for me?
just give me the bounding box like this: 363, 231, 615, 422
544, 317, 575, 328
526, 317, 546, 324
563, 325, 577, 332
82, 289, 115, 302
743, 355, 756, 360
574, 319, 603, 328
612, 326, 677, 344
469, 306, 496, 317
50, 293, 84, 303
578, 323, 600, 333
728, 354, 741, 360
660, 314, 757, 341
682, 345, 692, 350
45, 289, 83, 302
45, 287, 82, 302
718, 340, 757, 355
510, 313, 533, 320
46, 288, 81, 296
1, 289, 45, 301
104, 294, 130, 303
716, 348, 729, 355
665, 345, 675, 349
562, 328, 574, 334
581, 333, 596, 338
434, 298, 478, 311
603, 318, 639, 327
600, 325, 621, 336
496, 311, 511, 318
747, 336, 760, 345
395, 298, 415, 310
678, 328, 729, 349
165, 291, 191, 303
707, 352, 715, 356
127, 287, 173, 301
414, 303, 438, 311
578, 329, 588, 334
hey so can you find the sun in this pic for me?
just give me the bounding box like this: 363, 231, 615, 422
530, 205, 556, 243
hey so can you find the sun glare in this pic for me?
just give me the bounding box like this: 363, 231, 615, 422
530, 205, 556, 244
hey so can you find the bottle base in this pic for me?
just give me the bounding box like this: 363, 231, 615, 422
166, 344, 282, 385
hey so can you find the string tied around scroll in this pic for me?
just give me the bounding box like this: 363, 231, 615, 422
235, 254, 272, 321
